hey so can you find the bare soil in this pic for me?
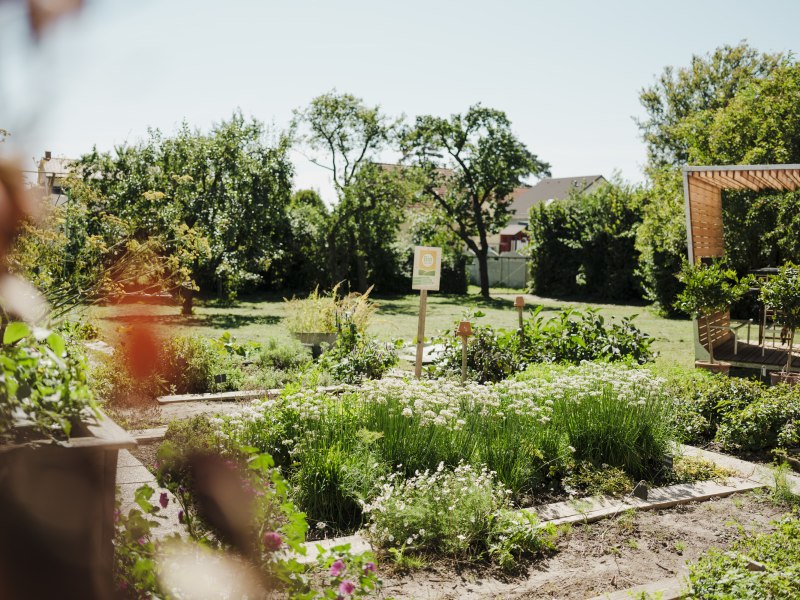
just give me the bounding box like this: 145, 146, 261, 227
380, 492, 790, 600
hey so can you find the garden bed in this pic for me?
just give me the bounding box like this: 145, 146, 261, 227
379, 492, 788, 599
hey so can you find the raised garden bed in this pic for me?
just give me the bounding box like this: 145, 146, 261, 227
0, 411, 135, 599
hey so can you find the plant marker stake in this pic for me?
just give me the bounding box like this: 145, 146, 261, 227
414, 289, 428, 378
514, 295, 525, 342
456, 320, 472, 384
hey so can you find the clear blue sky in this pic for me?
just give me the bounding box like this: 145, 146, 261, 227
2, 0, 799, 202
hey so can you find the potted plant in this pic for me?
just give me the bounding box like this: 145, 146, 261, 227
0, 321, 135, 599
284, 284, 375, 356
675, 260, 752, 372
760, 263, 800, 385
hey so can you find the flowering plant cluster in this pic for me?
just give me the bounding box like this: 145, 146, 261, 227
195, 363, 673, 536
362, 462, 555, 569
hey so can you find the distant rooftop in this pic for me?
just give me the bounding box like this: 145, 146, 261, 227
510, 175, 606, 217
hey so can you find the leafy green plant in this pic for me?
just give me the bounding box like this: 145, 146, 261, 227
760, 263, 800, 372
432, 307, 653, 383
0, 322, 97, 440
318, 314, 398, 384
257, 337, 311, 371
675, 260, 752, 363
688, 514, 800, 599
562, 461, 634, 497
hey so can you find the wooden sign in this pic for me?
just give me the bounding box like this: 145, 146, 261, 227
412, 246, 442, 291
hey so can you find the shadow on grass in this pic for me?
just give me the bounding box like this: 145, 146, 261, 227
99, 313, 283, 329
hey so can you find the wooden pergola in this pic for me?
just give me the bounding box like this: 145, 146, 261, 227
683, 164, 800, 370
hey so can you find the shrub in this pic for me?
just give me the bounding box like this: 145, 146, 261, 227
257, 338, 311, 371
94, 333, 242, 404
432, 308, 653, 383
363, 463, 555, 568
432, 324, 521, 383
716, 384, 800, 452
318, 318, 398, 384
526, 180, 644, 302
667, 372, 764, 444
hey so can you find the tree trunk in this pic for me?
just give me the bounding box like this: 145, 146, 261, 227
477, 249, 490, 299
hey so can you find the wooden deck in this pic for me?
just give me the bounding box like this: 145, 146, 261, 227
713, 338, 800, 369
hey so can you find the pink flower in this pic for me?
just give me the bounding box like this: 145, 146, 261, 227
329, 559, 346, 577
363, 561, 377, 574
159, 492, 169, 509
262, 531, 283, 552
338, 580, 356, 595
137, 537, 146, 546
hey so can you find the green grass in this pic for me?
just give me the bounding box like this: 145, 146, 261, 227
84, 288, 694, 368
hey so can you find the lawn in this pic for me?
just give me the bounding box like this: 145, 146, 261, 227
86, 286, 694, 368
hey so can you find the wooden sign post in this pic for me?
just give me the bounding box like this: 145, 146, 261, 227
456, 320, 472, 383
514, 295, 525, 342
412, 246, 442, 378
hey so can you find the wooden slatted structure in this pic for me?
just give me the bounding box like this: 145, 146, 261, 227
682, 165, 800, 366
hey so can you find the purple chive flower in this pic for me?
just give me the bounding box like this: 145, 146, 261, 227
113, 509, 121, 523
363, 561, 377, 574
329, 559, 346, 577
137, 537, 146, 546
178, 510, 185, 523
159, 492, 169, 509
262, 531, 283, 552
338, 580, 356, 595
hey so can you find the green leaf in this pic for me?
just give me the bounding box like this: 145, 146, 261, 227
3, 322, 30, 345
46, 333, 66, 357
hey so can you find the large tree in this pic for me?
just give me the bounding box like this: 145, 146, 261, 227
637, 43, 785, 169
401, 105, 550, 298
294, 92, 411, 292
293, 91, 398, 194
57, 112, 294, 301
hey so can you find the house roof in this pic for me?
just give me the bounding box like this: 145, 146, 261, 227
509, 175, 606, 217
499, 223, 526, 236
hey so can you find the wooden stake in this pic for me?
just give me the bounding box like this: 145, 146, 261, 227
461, 336, 468, 383
414, 289, 428, 379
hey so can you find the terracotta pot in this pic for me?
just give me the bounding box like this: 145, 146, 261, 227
695, 360, 731, 375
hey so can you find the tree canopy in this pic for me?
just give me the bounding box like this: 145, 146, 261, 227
401, 105, 549, 298
637, 42, 786, 169
50, 113, 294, 301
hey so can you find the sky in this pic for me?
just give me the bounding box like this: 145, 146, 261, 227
1, 0, 799, 203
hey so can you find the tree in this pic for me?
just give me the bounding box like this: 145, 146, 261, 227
760, 263, 800, 372
675, 260, 751, 364
60, 112, 294, 301
294, 92, 410, 292
329, 163, 415, 292
699, 63, 800, 165
293, 91, 398, 194
279, 189, 330, 291
637, 42, 785, 169
401, 105, 550, 298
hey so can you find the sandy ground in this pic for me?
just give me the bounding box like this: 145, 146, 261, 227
380, 492, 789, 600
